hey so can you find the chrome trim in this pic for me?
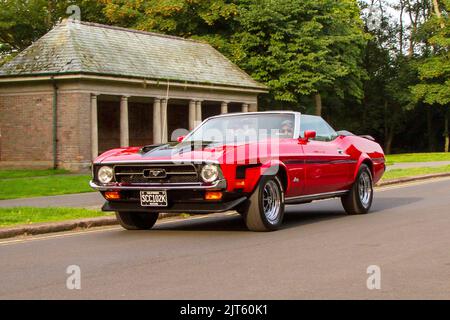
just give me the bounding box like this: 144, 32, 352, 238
114, 171, 197, 176
285, 190, 349, 204
89, 179, 227, 191
112, 163, 199, 182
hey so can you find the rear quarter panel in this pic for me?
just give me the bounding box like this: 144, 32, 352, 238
340, 136, 386, 184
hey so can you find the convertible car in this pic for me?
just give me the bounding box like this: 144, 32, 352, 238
90, 111, 385, 232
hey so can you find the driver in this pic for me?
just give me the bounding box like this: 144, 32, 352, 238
280, 120, 294, 137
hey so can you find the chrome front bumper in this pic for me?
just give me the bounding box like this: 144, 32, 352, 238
89, 179, 227, 191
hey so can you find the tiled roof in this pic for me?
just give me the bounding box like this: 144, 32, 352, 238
0, 19, 267, 91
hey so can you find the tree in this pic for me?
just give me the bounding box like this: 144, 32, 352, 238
411, 0, 449, 151
234, 0, 368, 115
0, 0, 107, 65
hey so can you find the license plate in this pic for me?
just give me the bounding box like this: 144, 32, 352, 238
140, 191, 168, 207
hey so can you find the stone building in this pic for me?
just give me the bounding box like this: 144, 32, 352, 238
0, 19, 267, 171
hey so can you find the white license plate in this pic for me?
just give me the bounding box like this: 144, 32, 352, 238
140, 191, 168, 207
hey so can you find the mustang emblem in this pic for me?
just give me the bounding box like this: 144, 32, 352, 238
143, 168, 167, 178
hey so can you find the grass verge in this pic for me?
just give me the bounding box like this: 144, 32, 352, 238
0, 207, 111, 228
0, 169, 70, 179
386, 153, 450, 165
382, 165, 450, 180
0, 174, 92, 200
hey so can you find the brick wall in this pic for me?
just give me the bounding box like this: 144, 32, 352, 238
56, 91, 91, 170
0, 92, 53, 162
0, 89, 92, 171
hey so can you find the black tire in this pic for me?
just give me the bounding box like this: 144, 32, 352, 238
341, 164, 373, 215
115, 211, 159, 230
243, 175, 285, 232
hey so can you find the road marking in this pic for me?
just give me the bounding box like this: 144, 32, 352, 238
0, 214, 215, 246
1, 176, 449, 246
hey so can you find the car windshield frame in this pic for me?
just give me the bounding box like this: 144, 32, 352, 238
183, 112, 301, 143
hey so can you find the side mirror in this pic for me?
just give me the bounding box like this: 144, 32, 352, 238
299, 130, 316, 144
177, 135, 185, 143
304, 130, 316, 140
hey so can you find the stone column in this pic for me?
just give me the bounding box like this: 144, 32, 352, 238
120, 96, 130, 147
242, 103, 249, 113
195, 100, 202, 123
90, 94, 99, 160
249, 102, 258, 112
161, 98, 168, 143
221, 101, 228, 114
189, 100, 196, 130
153, 98, 162, 144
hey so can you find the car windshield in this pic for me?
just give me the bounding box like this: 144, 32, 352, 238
185, 113, 296, 143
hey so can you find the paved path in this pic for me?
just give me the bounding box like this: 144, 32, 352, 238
387, 161, 450, 171
0, 177, 449, 299
0, 192, 103, 209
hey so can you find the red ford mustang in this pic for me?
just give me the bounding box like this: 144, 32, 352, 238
90, 111, 385, 232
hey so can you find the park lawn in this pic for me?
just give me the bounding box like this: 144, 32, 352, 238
0, 173, 92, 200
0, 207, 112, 228
382, 165, 450, 181
0, 169, 70, 179
386, 153, 450, 165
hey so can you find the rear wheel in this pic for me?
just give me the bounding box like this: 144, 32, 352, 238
341, 164, 373, 215
243, 175, 285, 232
115, 212, 159, 230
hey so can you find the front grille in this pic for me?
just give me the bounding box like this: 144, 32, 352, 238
114, 164, 199, 184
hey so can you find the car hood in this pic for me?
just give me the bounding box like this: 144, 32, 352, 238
95, 139, 282, 164
96, 141, 232, 163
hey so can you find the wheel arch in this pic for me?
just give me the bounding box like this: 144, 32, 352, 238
353, 155, 374, 180
259, 160, 289, 192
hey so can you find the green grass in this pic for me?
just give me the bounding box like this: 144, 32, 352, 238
386, 153, 450, 165
382, 165, 450, 180
0, 169, 70, 179
0, 173, 92, 200
0, 207, 111, 228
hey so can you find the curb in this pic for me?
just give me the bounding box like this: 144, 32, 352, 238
1, 173, 450, 240
0, 212, 179, 240
376, 172, 450, 187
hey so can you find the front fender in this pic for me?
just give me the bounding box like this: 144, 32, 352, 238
245, 160, 289, 194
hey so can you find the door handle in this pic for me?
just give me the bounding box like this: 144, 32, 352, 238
337, 149, 344, 155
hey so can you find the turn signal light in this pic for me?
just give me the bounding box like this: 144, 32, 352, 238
105, 191, 121, 200
205, 191, 223, 200
235, 180, 245, 188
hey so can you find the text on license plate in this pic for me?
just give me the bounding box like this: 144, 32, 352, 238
140, 191, 168, 207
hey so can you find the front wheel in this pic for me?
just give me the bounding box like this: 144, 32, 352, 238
243, 175, 285, 232
115, 212, 159, 230
341, 164, 373, 215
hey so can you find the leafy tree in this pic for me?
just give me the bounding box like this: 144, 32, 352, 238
233, 0, 368, 115
0, 0, 107, 65
411, 0, 449, 151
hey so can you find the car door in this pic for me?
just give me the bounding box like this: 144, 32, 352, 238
299, 115, 352, 195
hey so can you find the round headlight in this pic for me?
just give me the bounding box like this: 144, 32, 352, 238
200, 164, 219, 183
98, 166, 114, 184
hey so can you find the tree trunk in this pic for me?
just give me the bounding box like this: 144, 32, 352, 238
432, 0, 446, 29
314, 93, 322, 116
399, 0, 404, 55
444, 107, 449, 152
427, 107, 435, 152
385, 129, 394, 155
47, 0, 54, 27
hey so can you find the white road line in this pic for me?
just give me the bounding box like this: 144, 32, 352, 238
0, 215, 215, 246
1, 176, 449, 246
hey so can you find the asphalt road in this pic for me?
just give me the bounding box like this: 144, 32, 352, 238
1, 178, 449, 299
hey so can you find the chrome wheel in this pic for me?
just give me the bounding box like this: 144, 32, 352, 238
358, 171, 372, 208
262, 180, 281, 224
